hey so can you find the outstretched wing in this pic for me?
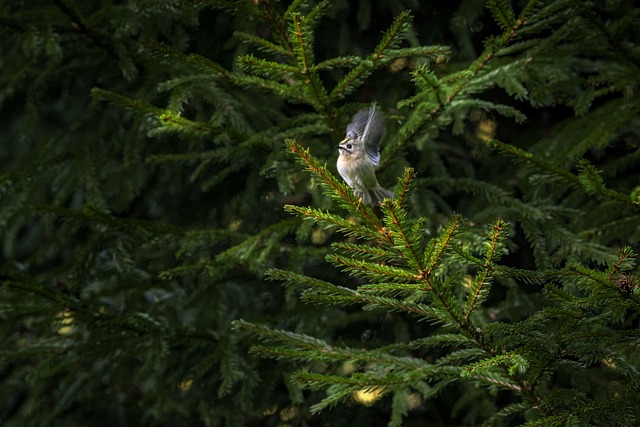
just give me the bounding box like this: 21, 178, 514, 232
345, 104, 384, 166
362, 105, 384, 166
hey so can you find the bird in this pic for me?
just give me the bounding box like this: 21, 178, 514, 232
336, 104, 394, 206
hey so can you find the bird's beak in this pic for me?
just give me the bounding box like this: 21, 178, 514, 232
337, 137, 350, 150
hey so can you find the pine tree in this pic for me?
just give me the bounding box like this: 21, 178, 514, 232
1, 1, 639, 426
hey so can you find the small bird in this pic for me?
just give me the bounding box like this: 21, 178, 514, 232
337, 104, 394, 206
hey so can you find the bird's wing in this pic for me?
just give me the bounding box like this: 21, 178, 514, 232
345, 104, 385, 166
345, 109, 368, 140
341, 170, 354, 188
362, 105, 384, 166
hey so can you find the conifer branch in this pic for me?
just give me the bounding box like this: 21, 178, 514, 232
234, 31, 293, 58
464, 219, 508, 321
380, 199, 424, 272
7, 2, 640, 425
487, 138, 578, 183
487, 0, 517, 32
487, 139, 635, 206
37, 205, 184, 236
234, 320, 356, 362
299, 0, 329, 30
285, 139, 383, 229
408, 334, 476, 350
2, 279, 79, 306
461, 351, 528, 379
292, 371, 387, 389
569, 0, 640, 70
267, 268, 362, 307
332, 242, 396, 262
236, 319, 460, 366
141, 40, 230, 76
313, 56, 361, 71
566, 264, 640, 307
328, 11, 445, 103
357, 282, 426, 298
436, 177, 548, 221
327, 254, 416, 282
384, 0, 538, 164
52, 0, 118, 59
282, 0, 306, 20
605, 246, 636, 280
237, 54, 300, 78
448, 0, 535, 99
394, 167, 417, 210
284, 206, 381, 240
91, 88, 224, 137
288, 12, 330, 111
359, 293, 444, 324
275, 274, 448, 321
423, 214, 463, 279
576, 159, 632, 204
289, 13, 312, 75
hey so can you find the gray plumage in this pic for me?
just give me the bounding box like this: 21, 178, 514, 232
337, 104, 394, 205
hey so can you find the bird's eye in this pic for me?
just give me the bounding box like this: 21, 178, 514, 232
347, 144, 352, 149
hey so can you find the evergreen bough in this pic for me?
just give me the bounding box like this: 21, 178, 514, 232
1, 0, 640, 426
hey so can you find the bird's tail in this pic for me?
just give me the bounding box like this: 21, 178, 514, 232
357, 186, 394, 206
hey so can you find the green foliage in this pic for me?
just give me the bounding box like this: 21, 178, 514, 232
2, 0, 640, 426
